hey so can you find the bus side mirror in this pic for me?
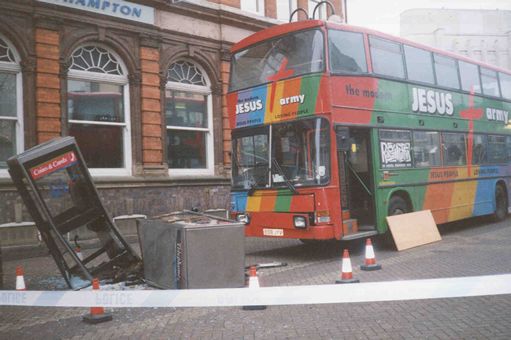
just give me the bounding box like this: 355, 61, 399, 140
335, 126, 350, 151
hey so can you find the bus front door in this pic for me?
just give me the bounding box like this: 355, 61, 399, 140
336, 127, 377, 240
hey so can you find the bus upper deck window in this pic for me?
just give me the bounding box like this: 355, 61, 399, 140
328, 30, 367, 74
369, 36, 405, 79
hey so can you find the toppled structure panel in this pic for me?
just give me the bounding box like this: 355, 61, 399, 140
7, 137, 141, 289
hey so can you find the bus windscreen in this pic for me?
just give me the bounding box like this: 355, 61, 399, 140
230, 29, 324, 91
232, 118, 330, 190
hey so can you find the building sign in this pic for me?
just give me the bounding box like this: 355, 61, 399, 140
37, 0, 154, 25
30, 151, 78, 180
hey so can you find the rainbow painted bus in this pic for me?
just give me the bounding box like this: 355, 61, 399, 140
227, 18, 511, 242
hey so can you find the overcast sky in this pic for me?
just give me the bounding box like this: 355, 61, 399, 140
346, 0, 511, 35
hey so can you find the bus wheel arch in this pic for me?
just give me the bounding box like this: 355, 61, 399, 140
387, 191, 413, 216
493, 181, 508, 222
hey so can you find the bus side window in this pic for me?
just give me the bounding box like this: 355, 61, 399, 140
472, 135, 486, 164
442, 133, 466, 166
413, 131, 440, 167
328, 30, 367, 74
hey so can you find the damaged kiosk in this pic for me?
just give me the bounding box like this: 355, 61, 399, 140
7, 137, 141, 289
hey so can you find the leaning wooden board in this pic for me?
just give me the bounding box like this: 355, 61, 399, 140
386, 210, 442, 251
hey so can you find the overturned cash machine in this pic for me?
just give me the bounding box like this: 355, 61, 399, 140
7, 137, 141, 289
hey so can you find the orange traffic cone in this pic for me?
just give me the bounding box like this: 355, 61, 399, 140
242, 266, 266, 310
360, 238, 382, 271
75, 246, 84, 261
15, 266, 26, 291
82, 278, 113, 324
335, 249, 359, 284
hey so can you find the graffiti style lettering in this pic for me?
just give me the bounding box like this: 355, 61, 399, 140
380, 142, 411, 167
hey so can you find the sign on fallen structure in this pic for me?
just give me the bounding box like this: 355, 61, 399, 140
386, 210, 441, 251
7, 137, 142, 289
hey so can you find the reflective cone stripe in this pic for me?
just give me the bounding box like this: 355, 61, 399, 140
83, 278, 113, 323
75, 247, 84, 261
341, 249, 353, 280
361, 238, 382, 271
90, 278, 105, 315
15, 266, 26, 291
364, 239, 376, 265
243, 266, 266, 310
248, 266, 260, 288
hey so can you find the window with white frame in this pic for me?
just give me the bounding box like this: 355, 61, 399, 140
309, 0, 327, 19
0, 35, 23, 175
67, 45, 131, 176
165, 61, 214, 176
277, 0, 298, 22
241, 0, 265, 16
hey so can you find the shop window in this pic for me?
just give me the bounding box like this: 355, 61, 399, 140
165, 61, 214, 176
67, 45, 131, 176
0, 35, 23, 175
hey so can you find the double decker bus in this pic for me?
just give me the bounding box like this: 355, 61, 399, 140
228, 17, 511, 242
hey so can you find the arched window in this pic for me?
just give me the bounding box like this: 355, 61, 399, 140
67, 45, 131, 176
165, 60, 214, 175
0, 34, 23, 175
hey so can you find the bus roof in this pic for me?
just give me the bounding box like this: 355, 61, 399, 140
231, 20, 325, 53
325, 21, 511, 75
231, 19, 510, 76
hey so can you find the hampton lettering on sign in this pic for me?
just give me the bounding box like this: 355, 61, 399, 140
37, 0, 155, 25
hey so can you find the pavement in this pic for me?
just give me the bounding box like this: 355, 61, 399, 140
1, 216, 511, 339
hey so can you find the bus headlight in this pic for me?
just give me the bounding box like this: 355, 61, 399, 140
236, 214, 250, 224
294, 216, 307, 228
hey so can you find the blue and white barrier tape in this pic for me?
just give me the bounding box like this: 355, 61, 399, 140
1, 274, 510, 308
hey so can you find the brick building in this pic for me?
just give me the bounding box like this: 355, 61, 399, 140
0, 0, 343, 227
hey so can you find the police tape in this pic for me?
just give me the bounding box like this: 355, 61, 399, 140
1, 274, 510, 308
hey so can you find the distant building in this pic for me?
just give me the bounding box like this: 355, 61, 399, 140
400, 8, 511, 70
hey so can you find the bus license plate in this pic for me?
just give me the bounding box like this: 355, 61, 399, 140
263, 228, 284, 237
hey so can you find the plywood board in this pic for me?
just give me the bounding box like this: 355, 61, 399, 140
386, 210, 441, 251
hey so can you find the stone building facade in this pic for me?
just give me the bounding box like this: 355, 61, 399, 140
400, 8, 511, 70
0, 0, 343, 226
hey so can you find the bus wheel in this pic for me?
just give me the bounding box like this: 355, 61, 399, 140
493, 185, 508, 222
388, 196, 409, 216
382, 196, 409, 249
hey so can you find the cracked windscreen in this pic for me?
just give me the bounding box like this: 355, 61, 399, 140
229, 29, 324, 91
